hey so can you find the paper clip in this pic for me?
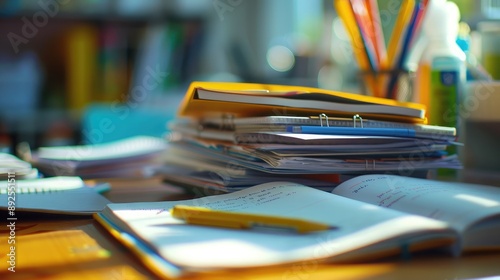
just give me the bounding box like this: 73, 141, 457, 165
353, 114, 364, 128
319, 113, 330, 127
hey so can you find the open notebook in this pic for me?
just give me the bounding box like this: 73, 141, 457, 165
94, 175, 500, 278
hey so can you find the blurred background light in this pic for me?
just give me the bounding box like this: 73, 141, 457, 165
266, 45, 295, 72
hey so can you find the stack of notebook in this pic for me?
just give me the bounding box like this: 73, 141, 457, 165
156, 82, 460, 193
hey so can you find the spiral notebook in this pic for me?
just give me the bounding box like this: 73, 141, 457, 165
0, 176, 111, 215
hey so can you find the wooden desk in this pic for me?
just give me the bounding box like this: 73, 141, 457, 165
2, 178, 500, 280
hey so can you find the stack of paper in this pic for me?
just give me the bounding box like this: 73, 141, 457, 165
29, 136, 168, 179
0, 153, 39, 179
155, 82, 461, 192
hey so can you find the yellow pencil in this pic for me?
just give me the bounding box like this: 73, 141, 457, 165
171, 205, 335, 234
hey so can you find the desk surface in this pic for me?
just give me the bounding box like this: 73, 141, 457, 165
2, 178, 500, 280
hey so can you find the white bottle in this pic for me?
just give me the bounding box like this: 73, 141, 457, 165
415, 0, 466, 128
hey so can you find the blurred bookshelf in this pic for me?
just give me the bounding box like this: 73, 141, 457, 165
0, 0, 211, 150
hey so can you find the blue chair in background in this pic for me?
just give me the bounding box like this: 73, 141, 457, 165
81, 101, 179, 145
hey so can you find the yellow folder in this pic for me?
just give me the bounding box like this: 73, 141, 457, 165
177, 81, 426, 123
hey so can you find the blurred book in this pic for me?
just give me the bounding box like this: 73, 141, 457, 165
64, 24, 99, 111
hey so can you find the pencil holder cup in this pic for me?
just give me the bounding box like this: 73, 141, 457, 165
358, 70, 414, 102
